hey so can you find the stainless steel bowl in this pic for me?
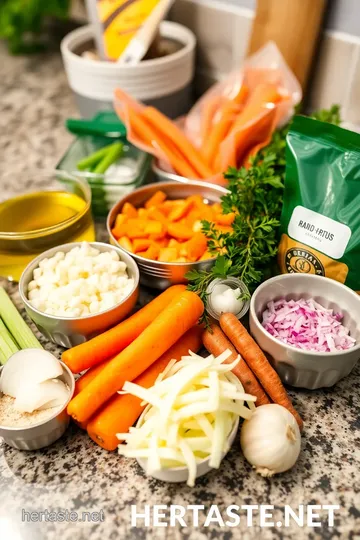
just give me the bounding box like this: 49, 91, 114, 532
107, 181, 228, 289
152, 160, 190, 183
0, 360, 75, 450
19, 242, 139, 347
249, 274, 360, 389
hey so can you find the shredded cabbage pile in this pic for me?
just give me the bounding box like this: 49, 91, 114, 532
262, 298, 356, 352
117, 350, 256, 486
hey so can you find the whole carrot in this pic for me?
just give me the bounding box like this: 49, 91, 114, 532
67, 291, 204, 423
62, 284, 186, 373
220, 313, 303, 430
202, 323, 270, 406
87, 325, 204, 451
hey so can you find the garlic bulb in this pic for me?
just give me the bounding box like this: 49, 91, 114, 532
240, 404, 301, 477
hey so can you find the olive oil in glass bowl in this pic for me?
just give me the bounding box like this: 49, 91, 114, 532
0, 171, 95, 281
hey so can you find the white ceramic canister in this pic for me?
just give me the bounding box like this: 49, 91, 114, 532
61, 22, 196, 118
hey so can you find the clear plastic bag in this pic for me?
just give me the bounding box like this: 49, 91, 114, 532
114, 41, 302, 184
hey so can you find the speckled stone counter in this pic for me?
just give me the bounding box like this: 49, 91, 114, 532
0, 43, 360, 540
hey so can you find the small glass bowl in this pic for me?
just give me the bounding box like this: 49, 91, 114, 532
206, 277, 250, 321
0, 171, 95, 282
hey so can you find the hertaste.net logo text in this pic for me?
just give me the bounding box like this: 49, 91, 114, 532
131, 504, 340, 528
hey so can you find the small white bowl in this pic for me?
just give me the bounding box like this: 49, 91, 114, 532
136, 417, 239, 483
250, 274, 360, 389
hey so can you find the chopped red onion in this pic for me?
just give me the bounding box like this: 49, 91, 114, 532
261, 298, 356, 352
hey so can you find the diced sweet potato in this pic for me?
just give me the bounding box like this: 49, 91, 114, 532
114, 214, 127, 228
168, 200, 194, 222
138, 208, 149, 219
168, 239, 179, 249
143, 244, 160, 260
127, 228, 149, 239
127, 218, 147, 230
112, 224, 128, 239
144, 221, 163, 235
122, 202, 138, 218
216, 212, 235, 226
145, 190, 167, 209
147, 207, 168, 225
167, 223, 193, 241
118, 237, 133, 252
133, 238, 152, 253
158, 247, 178, 262
175, 257, 187, 263
185, 233, 208, 261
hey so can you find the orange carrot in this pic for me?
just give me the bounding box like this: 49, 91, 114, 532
230, 83, 282, 133
200, 94, 223, 145
167, 222, 194, 241
62, 284, 186, 373
219, 313, 303, 429
145, 190, 167, 209
125, 106, 200, 179
122, 202, 137, 218
87, 326, 204, 450
67, 291, 204, 422
203, 101, 241, 164
142, 107, 213, 179
203, 324, 270, 406
231, 83, 249, 105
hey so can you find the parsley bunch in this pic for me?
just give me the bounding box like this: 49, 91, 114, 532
187, 106, 341, 323
0, 0, 70, 54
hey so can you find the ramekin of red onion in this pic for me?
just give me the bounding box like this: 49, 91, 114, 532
249, 274, 360, 390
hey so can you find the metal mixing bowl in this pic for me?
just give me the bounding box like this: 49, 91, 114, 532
19, 242, 139, 348
107, 181, 228, 289
250, 274, 360, 389
0, 360, 75, 450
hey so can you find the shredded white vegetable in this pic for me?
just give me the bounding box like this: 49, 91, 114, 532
118, 349, 256, 486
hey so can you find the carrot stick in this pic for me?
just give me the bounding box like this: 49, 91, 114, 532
130, 108, 200, 179
142, 107, 213, 179
62, 284, 186, 373
219, 313, 303, 429
67, 291, 204, 423
202, 323, 270, 406
229, 83, 282, 134
231, 83, 249, 104
87, 326, 204, 450
200, 95, 222, 145
202, 101, 241, 165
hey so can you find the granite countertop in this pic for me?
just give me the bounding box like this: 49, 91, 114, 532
1, 43, 360, 540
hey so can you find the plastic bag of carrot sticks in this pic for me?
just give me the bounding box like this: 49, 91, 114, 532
113, 42, 301, 186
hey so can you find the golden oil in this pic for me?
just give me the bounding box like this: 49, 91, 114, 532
0, 191, 95, 281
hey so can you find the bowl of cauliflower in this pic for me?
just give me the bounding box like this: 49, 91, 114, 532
19, 242, 139, 348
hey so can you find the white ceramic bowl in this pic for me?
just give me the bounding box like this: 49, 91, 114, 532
136, 417, 239, 483
250, 274, 360, 389
61, 22, 196, 118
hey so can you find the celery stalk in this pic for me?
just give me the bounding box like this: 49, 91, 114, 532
93, 142, 123, 174
0, 317, 19, 364
0, 288, 42, 350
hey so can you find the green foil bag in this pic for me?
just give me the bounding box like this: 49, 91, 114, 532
278, 115, 360, 292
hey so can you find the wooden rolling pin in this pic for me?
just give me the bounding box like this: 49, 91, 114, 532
248, 0, 327, 91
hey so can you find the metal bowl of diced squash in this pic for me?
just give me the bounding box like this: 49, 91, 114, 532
107, 181, 228, 290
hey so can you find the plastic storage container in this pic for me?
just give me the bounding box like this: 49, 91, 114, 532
57, 134, 152, 217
